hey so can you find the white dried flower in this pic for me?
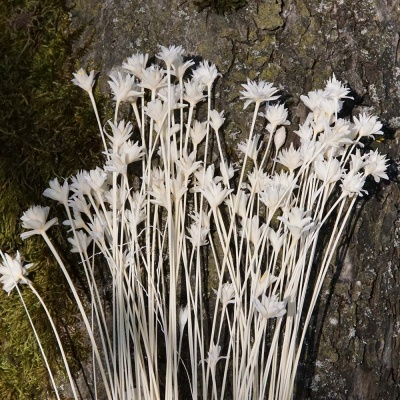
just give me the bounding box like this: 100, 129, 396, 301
186, 222, 209, 247
201, 181, 233, 210
253, 294, 286, 319
209, 109, 225, 132
363, 150, 389, 182
20, 206, 58, 240
139, 65, 167, 92
122, 52, 149, 80
183, 79, 206, 106
206, 342, 225, 369
192, 60, 220, 87
353, 113, 383, 140
252, 271, 278, 298
157, 45, 185, 68
238, 134, 262, 161
0, 251, 33, 294
108, 72, 142, 104
213, 282, 236, 306
189, 120, 207, 146
43, 178, 69, 206
261, 103, 290, 133
274, 126, 287, 153
240, 78, 280, 109
341, 172, 368, 197
314, 158, 343, 184
278, 207, 314, 241
72, 68, 96, 93
275, 143, 303, 172
68, 231, 92, 253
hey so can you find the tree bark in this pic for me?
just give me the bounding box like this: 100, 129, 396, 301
68, 0, 400, 397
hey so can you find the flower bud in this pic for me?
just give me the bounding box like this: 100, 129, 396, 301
274, 126, 286, 153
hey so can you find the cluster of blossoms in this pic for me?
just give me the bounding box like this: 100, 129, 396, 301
1, 45, 389, 400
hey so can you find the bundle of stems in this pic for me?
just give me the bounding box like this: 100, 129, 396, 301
0, 45, 388, 399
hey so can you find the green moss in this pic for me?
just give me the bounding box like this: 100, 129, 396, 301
0, 0, 105, 398
194, 0, 248, 14
253, 1, 283, 31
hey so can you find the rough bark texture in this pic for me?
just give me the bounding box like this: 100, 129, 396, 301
67, 0, 400, 398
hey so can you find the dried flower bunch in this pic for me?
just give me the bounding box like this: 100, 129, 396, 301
1, 45, 388, 399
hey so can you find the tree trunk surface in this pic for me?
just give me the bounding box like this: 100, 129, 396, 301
68, 0, 400, 398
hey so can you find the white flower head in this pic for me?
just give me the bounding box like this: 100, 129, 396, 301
85, 167, 109, 194
138, 65, 168, 93
144, 99, 168, 125
253, 294, 286, 319
149, 182, 169, 209
157, 85, 184, 111
157, 45, 185, 68
238, 134, 262, 161
363, 150, 389, 182
299, 139, 322, 164
88, 215, 106, 241
209, 109, 225, 132
179, 305, 190, 336
172, 57, 195, 81
189, 120, 207, 146
220, 161, 237, 185
314, 158, 343, 184
240, 78, 280, 109
252, 271, 278, 298
213, 282, 236, 306
319, 123, 352, 150
246, 167, 270, 194
105, 120, 133, 151
70, 170, 91, 196
341, 172, 368, 197
108, 72, 142, 104
145, 167, 165, 189
300, 90, 326, 112
63, 209, 87, 232
0, 251, 33, 294
349, 149, 366, 173
260, 103, 290, 133
119, 140, 145, 165
184, 78, 206, 106
104, 154, 128, 175
226, 190, 249, 219
240, 215, 266, 247
72, 68, 96, 94
103, 184, 127, 211
186, 222, 209, 247
20, 206, 58, 240
194, 164, 217, 189
324, 74, 353, 102
175, 151, 202, 178
274, 126, 287, 153
278, 207, 314, 241
43, 178, 69, 205
267, 227, 285, 255
275, 143, 303, 173
192, 60, 220, 87
68, 194, 91, 216
68, 230, 92, 253
295, 117, 314, 142
206, 342, 225, 369
353, 112, 383, 140
122, 52, 149, 80
201, 181, 233, 210
170, 172, 188, 202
